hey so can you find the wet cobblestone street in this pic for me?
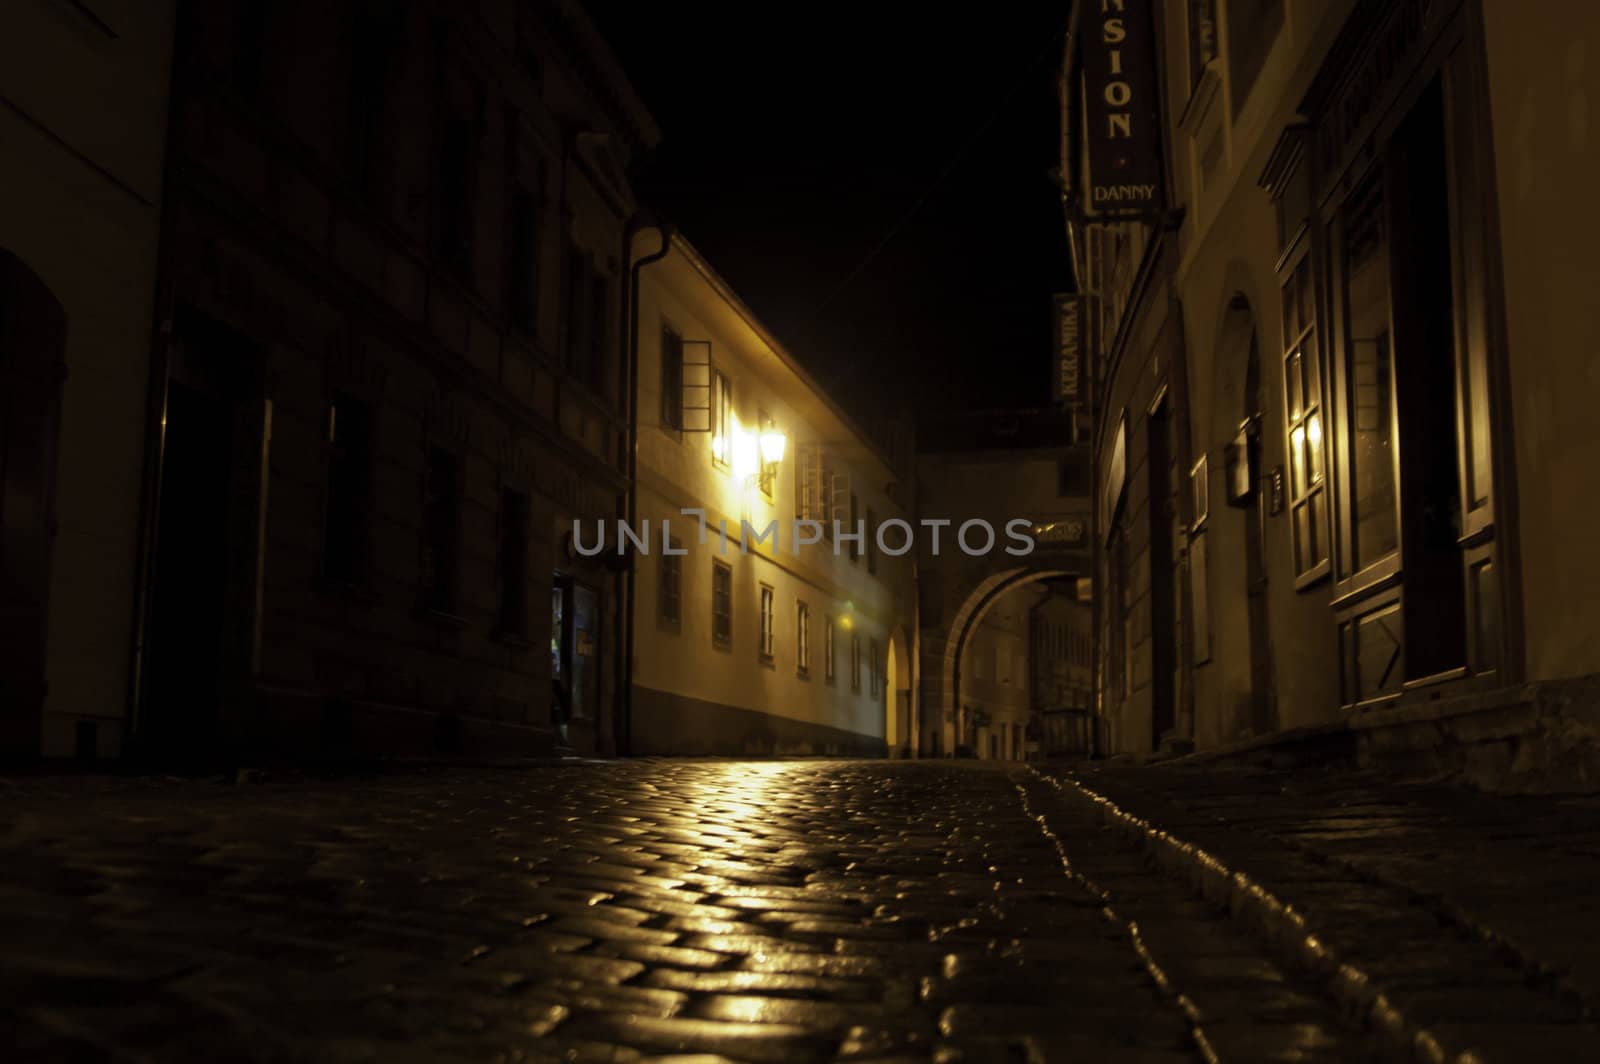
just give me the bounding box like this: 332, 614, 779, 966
0, 760, 1375, 1062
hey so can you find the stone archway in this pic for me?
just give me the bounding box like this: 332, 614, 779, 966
918, 557, 1084, 757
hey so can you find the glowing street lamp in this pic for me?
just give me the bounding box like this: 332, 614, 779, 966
731, 428, 760, 481
760, 430, 787, 465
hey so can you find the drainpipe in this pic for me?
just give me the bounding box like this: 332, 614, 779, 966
616, 216, 672, 756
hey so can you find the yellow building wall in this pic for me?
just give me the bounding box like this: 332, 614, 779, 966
630, 242, 915, 752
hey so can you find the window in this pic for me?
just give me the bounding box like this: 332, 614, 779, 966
1188, 0, 1218, 89
796, 601, 811, 675
848, 492, 860, 562
824, 617, 836, 683
1283, 256, 1329, 580
1341, 175, 1399, 573
711, 559, 732, 648
506, 187, 539, 332
436, 104, 477, 278
562, 241, 589, 379
850, 633, 861, 693
659, 539, 682, 626
340, 4, 391, 201
422, 447, 463, 615
758, 584, 775, 661
797, 445, 822, 526
588, 270, 610, 397
819, 455, 836, 541
758, 410, 777, 497
660, 324, 684, 432
497, 489, 530, 638
869, 638, 880, 697
866, 508, 878, 575
1227, 0, 1284, 116
323, 392, 372, 587
711, 369, 733, 469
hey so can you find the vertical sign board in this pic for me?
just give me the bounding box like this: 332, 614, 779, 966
1050, 294, 1082, 406
1081, 0, 1163, 218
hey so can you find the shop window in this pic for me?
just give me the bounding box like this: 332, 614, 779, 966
796, 601, 811, 675
1282, 256, 1329, 581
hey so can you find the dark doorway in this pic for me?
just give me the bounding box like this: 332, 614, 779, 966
1147, 397, 1177, 748
1242, 325, 1279, 734
1389, 78, 1468, 682
0, 251, 67, 759
139, 309, 266, 765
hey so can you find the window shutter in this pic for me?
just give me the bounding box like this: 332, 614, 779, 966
680, 340, 711, 432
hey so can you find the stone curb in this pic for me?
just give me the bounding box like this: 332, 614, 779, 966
1027, 766, 1483, 1064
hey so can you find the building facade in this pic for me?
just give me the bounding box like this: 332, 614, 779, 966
130, 0, 657, 761
1, 0, 177, 759
629, 235, 918, 756
1070, 0, 1600, 780
915, 410, 1093, 758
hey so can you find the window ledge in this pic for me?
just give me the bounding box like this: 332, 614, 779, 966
318, 577, 379, 604
1293, 560, 1332, 593
1179, 59, 1224, 139
493, 630, 533, 650
420, 607, 471, 631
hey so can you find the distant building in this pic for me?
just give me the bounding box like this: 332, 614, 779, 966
956, 587, 1033, 760
1065, 0, 1600, 780
629, 235, 918, 755
1, 1, 177, 759
129, 0, 657, 760
1030, 586, 1093, 756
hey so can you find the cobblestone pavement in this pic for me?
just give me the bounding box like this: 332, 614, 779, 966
0, 761, 1372, 1063
1046, 761, 1600, 1061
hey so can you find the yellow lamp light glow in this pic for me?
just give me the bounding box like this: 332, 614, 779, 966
731, 428, 760, 481
760, 431, 787, 465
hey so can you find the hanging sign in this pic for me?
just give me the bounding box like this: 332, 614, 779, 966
1081, 0, 1163, 217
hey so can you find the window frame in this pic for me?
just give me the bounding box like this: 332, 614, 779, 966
711, 558, 733, 649
850, 632, 862, 693
711, 368, 733, 471
796, 600, 811, 676
758, 582, 776, 663
658, 537, 682, 628
496, 486, 531, 640
659, 322, 684, 434
322, 390, 373, 590
1281, 246, 1331, 587
421, 445, 465, 618
824, 616, 836, 684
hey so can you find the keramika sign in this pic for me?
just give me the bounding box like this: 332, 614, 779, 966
1080, 0, 1162, 218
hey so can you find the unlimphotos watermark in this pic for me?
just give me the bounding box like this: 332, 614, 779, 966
571, 510, 1040, 558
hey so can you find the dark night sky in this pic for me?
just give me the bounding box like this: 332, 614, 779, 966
586, 4, 1075, 426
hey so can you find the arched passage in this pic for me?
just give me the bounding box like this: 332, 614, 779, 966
885, 625, 912, 757
922, 565, 1075, 757
0, 249, 68, 758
